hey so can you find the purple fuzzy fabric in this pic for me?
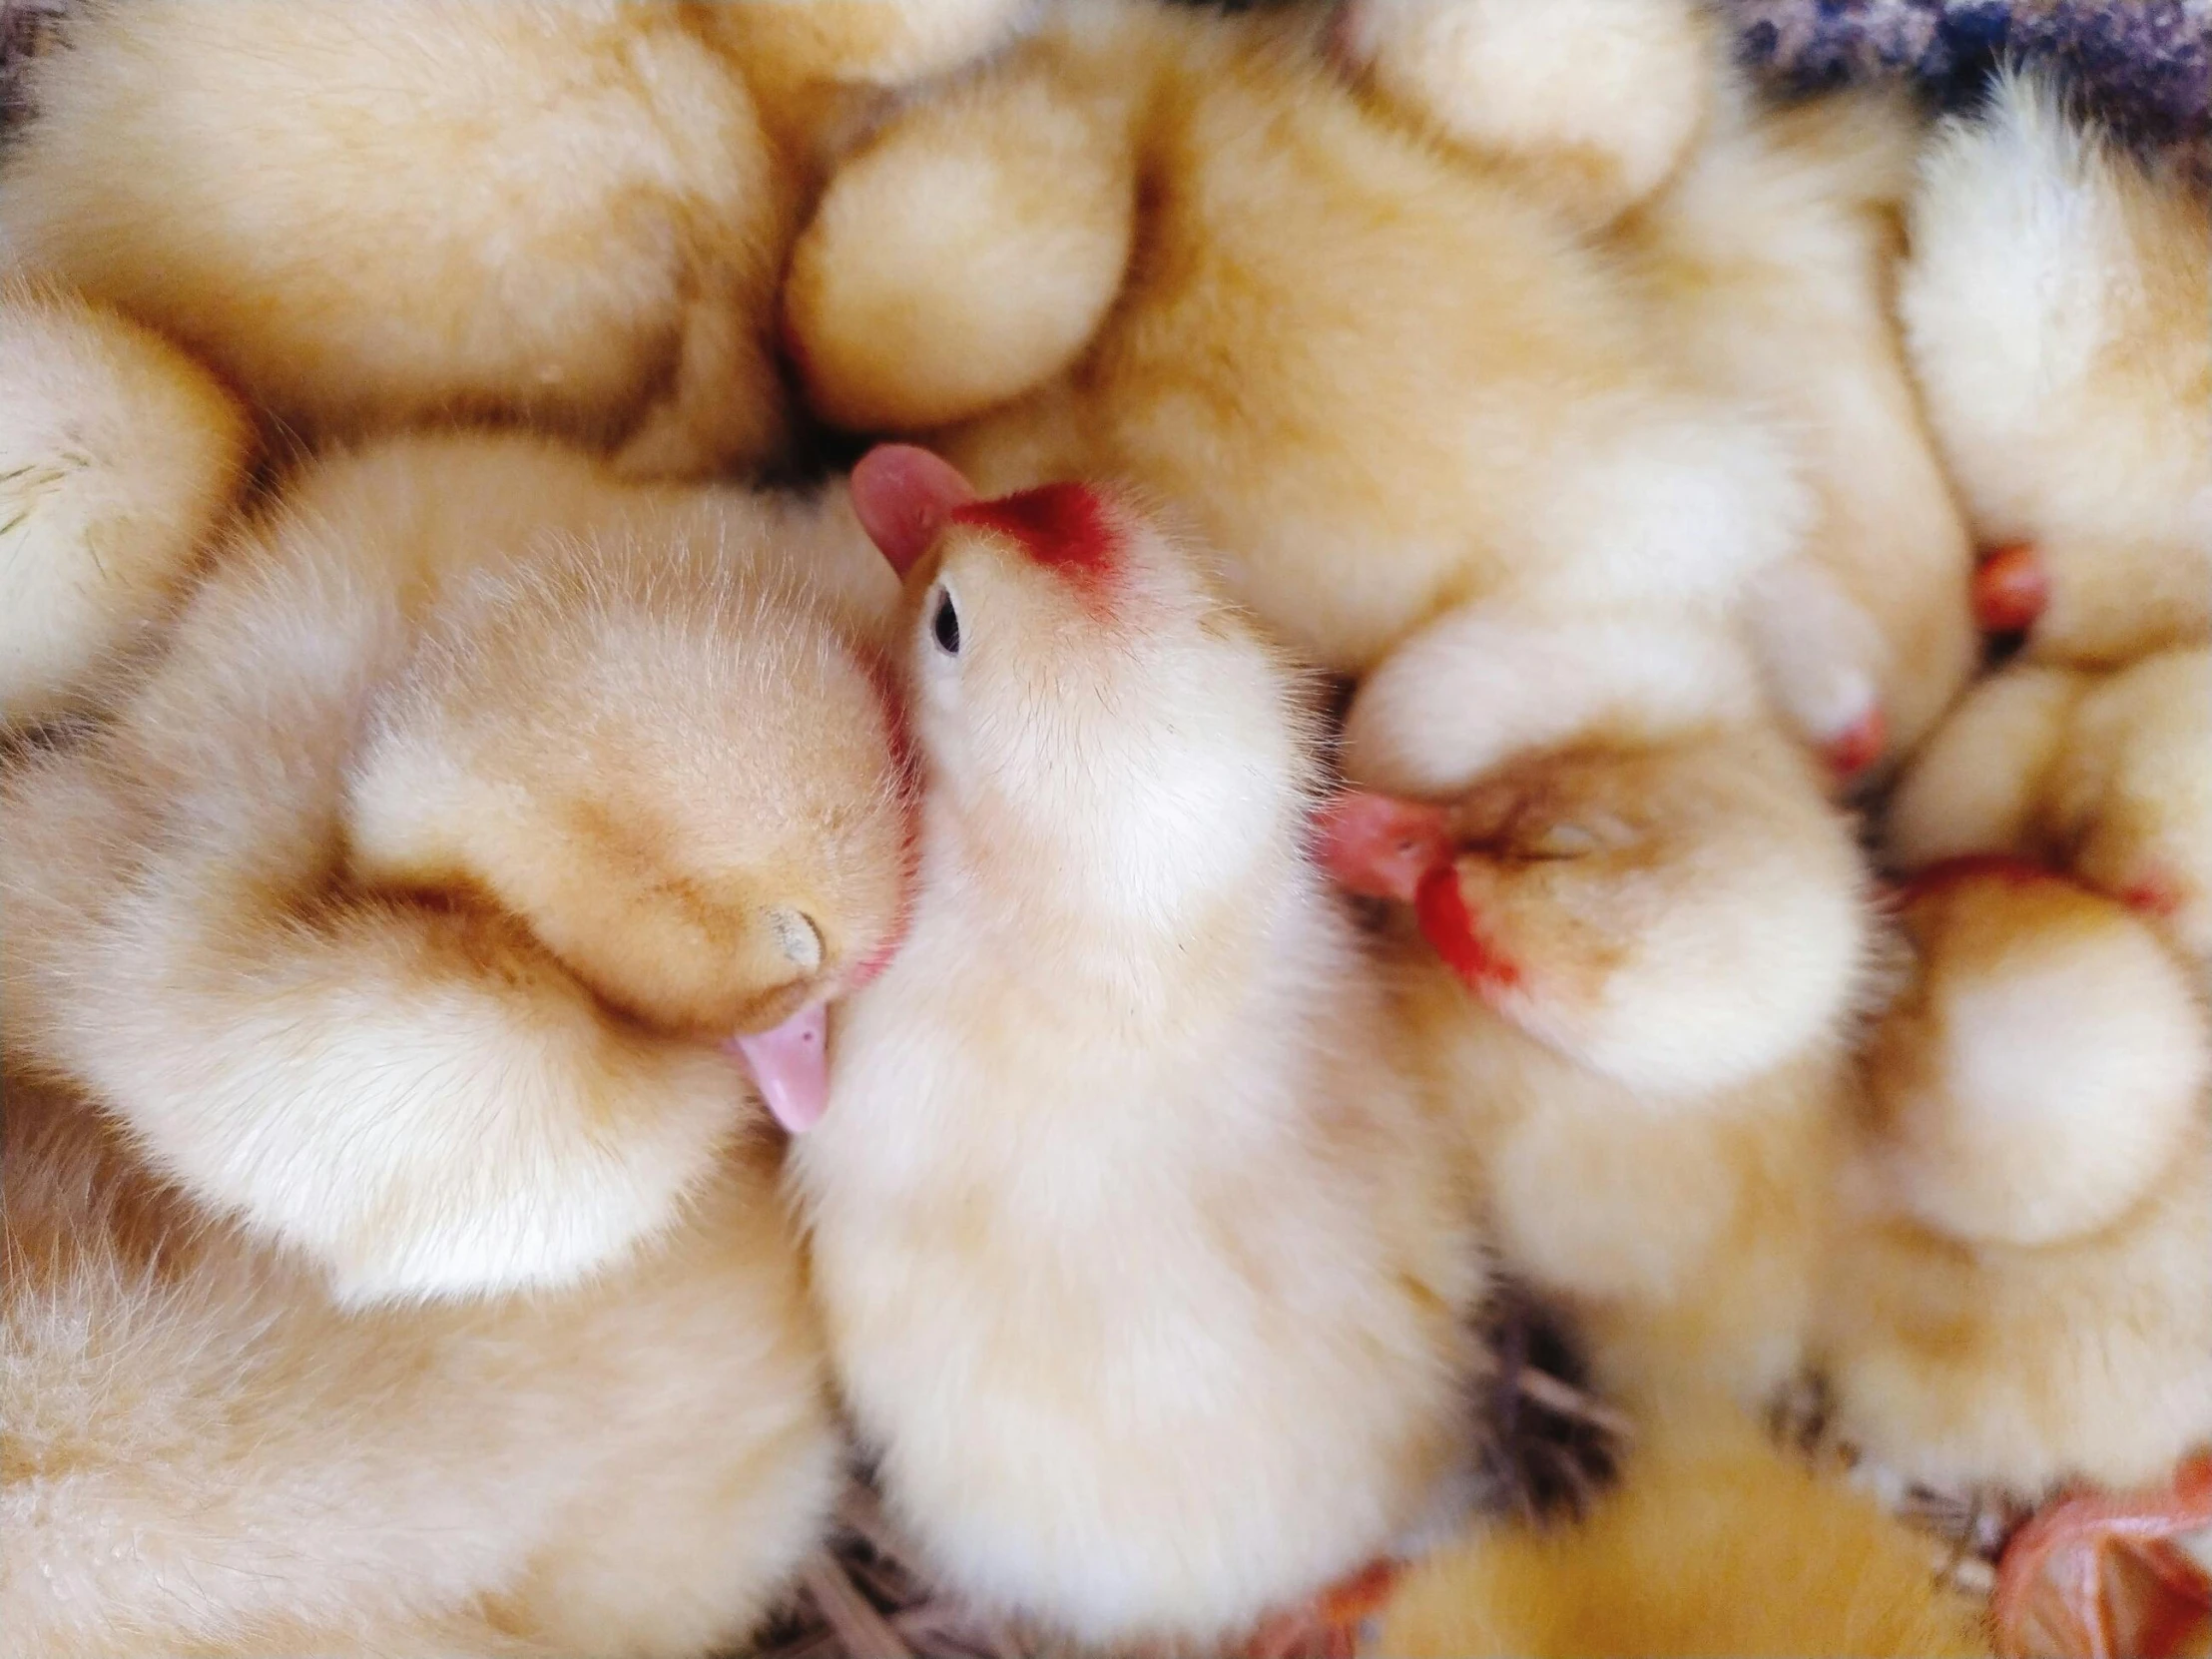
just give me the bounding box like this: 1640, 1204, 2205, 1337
0, 0, 63, 132
4, 0, 2206, 160
1718, 0, 2211, 156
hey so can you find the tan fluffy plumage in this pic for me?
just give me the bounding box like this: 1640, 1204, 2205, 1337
1900, 70, 2211, 667
0, 280, 252, 727
1375, 1410, 1990, 1658
1326, 641, 1869, 1411
1625, 81, 1975, 771
0, 428, 923, 1656
2, 430, 910, 1305
0, 0, 1033, 477
1330, 0, 1716, 232
1, 1076, 839, 1659
786, 0, 1807, 682
1339, 0, 1973, 774
1887, 648, 2212, 979
1819, 865, 2212, 1497
1885, 70, 2211, 1001
790, 449, 1486, 1650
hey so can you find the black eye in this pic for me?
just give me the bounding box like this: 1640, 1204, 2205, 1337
931, 588, 960, 656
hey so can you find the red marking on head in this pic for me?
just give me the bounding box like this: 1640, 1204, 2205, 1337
950, 483, 1119, 586
1972, 543, 2049, 634
1896, 852, 2062, 905
1825, 705, 1888, 781
848, 649, 920, 991
1414, 861, 1522, 994
847, 929, 903, 992
1315, 790, 1453, 903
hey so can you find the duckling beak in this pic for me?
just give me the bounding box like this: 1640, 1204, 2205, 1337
1314, 789, 1452, 904
728, 1001, 831, 1134
850, 442, 975, 578
1971, 542, 2049, 634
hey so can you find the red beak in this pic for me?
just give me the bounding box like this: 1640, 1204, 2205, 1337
1973, 543, 2050, 634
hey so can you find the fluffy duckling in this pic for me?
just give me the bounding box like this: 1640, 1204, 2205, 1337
2, 430, 911, 1304
1885, 69, 2211, 1015
2, 1062, 838, 1659
1887, 648, 2212, 979
0, 0, 1032, 477
1322, 683, 1869, 1411
1335, 0, 1975, 775
788, 447, 1486, 1651
1629, 83, 1975, 775
1374, 1411, 1990, 1658
785, 0, 1807, 676
1900, 71, 2211, 669
1819, 862, 2212, 1501
1337, 602, 1771, 808
0, 281, 252, 726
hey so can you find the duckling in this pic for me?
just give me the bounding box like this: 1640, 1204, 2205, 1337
1335, 0, 1976, 775
789, 447, 1486, 1650
0, 280, 251, 725
1322, 703, 1868, 1412
0, 0, 1033, 476
1887, 648, 2212, 980
1899, 70, 2211, 669
1374, 1410, 1990, 1658
2, 429, 912, 1303
785, 0, 1807, 677
1328, 0, 1716, 232
1819, 861, 2212, 1500
1, 1064, 838, 1659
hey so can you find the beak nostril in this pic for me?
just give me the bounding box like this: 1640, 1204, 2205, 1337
728, 1000, 832, 1135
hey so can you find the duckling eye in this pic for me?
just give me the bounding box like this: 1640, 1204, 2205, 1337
1521, 822, 1600, 860
1517, 813, 1635, 860
768, 905, 823, 974
931, 587, 960, 657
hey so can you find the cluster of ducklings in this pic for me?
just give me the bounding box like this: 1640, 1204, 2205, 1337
2, 3, 2206, 1657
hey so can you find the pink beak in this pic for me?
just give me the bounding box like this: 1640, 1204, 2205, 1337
727, 1001, 830, 1134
